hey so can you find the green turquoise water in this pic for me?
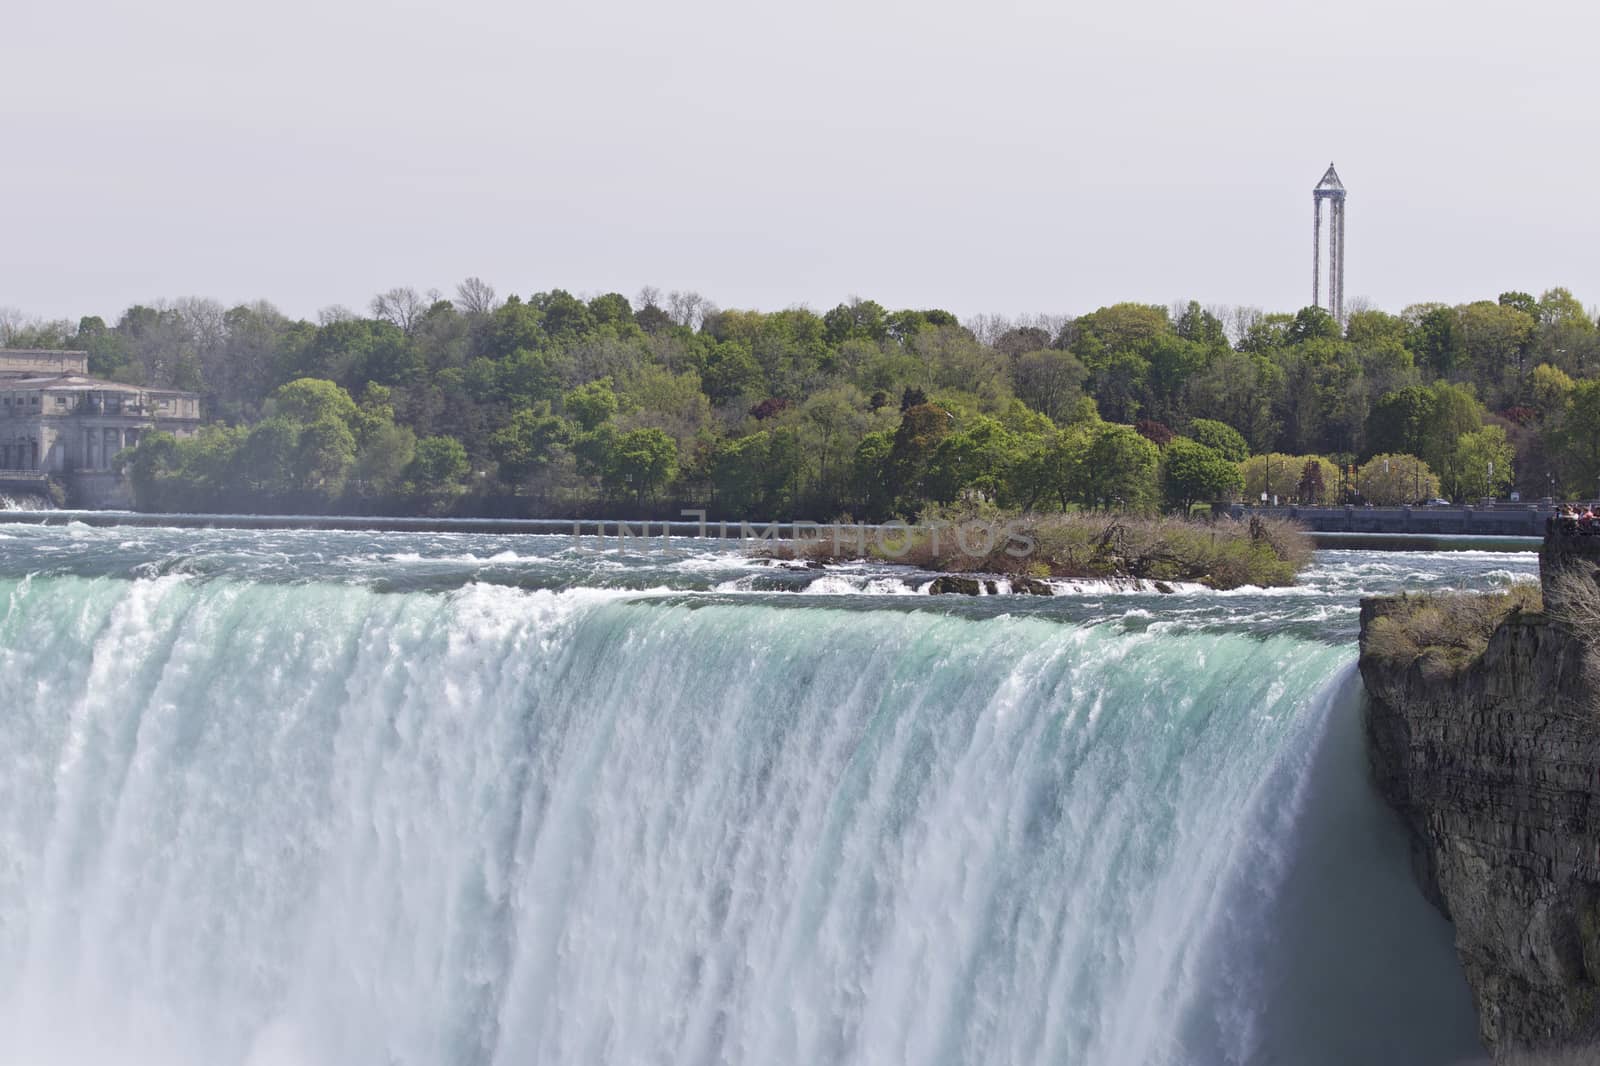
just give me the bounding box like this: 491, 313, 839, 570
0, 524, 1529, 1065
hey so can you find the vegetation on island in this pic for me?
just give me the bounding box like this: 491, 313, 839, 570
5, 283, 1600, 516
764, 512, 1313, 590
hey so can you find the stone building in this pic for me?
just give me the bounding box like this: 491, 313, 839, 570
0, 349, 201, 506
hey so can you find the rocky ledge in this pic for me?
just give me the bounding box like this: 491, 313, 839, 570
1359, 537, 1600, 1055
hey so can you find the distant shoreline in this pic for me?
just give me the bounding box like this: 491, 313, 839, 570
0, 509, 1542, 553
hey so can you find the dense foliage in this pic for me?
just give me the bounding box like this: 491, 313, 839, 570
4, 282, 1596, 516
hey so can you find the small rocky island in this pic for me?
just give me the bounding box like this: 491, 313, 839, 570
1360, 534, 1600, 1057
760, 512, 1312, 591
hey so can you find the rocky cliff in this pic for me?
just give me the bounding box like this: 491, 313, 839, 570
1359, 539, 1600, 1054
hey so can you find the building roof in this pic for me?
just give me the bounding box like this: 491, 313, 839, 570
3, 375, 144, 394
1314, 162, 1346, 195
1, 374, 193, 397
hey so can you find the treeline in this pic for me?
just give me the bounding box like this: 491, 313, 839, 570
3, 282, 1598, 516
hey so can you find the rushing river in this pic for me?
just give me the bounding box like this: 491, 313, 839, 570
0, 523, 1536, 1065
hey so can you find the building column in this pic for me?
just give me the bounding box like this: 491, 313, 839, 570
1328, 199, 1340, 323
1334, 197, 1346, 323
1312, 197, 1322, 309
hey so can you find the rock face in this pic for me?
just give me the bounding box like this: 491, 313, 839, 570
1359, 574, 1600, 1052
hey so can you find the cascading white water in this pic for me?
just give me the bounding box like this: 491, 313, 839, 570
0, 569, 1482, 1066
0, 493, 51, 511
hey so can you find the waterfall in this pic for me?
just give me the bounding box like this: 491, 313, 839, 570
0, 574, 1481, 1065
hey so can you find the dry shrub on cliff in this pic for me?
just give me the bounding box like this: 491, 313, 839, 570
1539, 567, 1600, 688
1363, 584, 1543, 668
1544, 566, 1600, 634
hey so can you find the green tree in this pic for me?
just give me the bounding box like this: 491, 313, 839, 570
122, 431, 181, 507
1367, 386, 1432, 457
1187, 418, 1248, 462
407, 435, 469, 493
235, 418, 301, 496
482, 297, 546, 358
1184, 350, 1281, 452
709, 430, 803, 515
886, 403, 953, 509
606, 427, 678, 504
1345, 309, 1410, 347
270, 378, 359, 429
1174, 301, 1228, 347
587, 292, 636, 333
1023, 423, 1097, 511
923, 417, 1025, 505
1450, 425, 1514, 499
1419, 381, 1486, 492
1240, 454, 1337, 502
491, 411, 569, 485
296, 417, 357, 497
822, 299, 888, 345
1162, 438, 1242, 512
1011, 349, 1086, 423
354, 421, 416, 495
1409, 306, 1465, 377
700, 342, 764, 405
1557, 379, 1600, 494
1356, 454, 1440, 505
531, 289, 596, 341
1074, 423, 1159, 511
852, 431, 896, 520
1499, 291, 1539, 319
1071, 303, 1170, 358
1287, 306, 1340, 343
1458, 300, 1534, 405
1531, 364, 1575, 417
1088, 349, 1150, 424
564, 377, 619, 430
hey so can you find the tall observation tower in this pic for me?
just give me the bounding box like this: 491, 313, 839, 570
1312, 163, 1347, 322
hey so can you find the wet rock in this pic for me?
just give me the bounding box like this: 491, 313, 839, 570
1011, 577, 1054, 596
1154, 581, 1176, 594
928, 575, 981, 596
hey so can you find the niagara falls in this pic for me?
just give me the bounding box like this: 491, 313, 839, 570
0, 523, 1516, 1065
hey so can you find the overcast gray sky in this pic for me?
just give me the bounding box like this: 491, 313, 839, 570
5, 0, 1597, 324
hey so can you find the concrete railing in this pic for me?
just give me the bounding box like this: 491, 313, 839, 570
1228, 503, 1551, 536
